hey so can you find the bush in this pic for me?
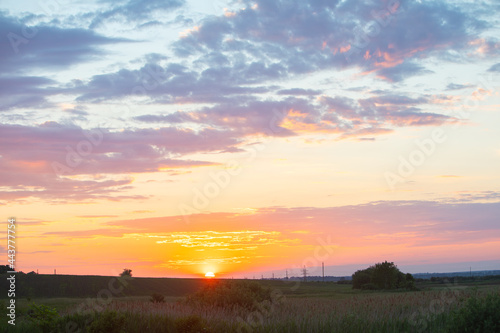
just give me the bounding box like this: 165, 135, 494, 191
447, 292, 500, 332
150, 292, 165, 303
337, 279, 352, 285
88, 311, 126, 333
175, 315, 212, 333
352, 261, 415, 290
26, 302, 59, 333
120, 268, 132, 277
352, 267, 374, 289
185, 280, 273, 311
360, 283, 378, 290
55, 312, 94, 332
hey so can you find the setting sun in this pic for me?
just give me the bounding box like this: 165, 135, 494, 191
205, 272, 215, 278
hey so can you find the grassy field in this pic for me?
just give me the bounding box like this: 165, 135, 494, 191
1, 275, 500, 332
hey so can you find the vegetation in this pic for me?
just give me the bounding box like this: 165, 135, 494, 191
447, 290, 500, 332
185, 280, 274, 311
3, 285, 499, 332
352, 261, 416, 290
2, 273, 500, 332
26, 303, 59, 332
150, 293, 165, 303
120, 268, 133, 278
0, 274, 207, 298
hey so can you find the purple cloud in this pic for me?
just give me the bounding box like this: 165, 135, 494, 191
0, 121, 242, 201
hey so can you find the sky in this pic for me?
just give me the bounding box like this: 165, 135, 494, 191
1, 0, 500, 278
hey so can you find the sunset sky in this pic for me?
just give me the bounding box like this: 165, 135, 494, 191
1, 0, 500, 278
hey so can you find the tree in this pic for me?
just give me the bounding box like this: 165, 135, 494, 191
120, 268, 132, 277
352, 266, 374, 289
371, 261, 400, 289
352, 261, 415, 290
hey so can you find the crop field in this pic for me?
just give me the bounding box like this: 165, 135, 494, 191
1, 277, 500, 332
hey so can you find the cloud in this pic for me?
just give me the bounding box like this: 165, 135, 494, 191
446, 83, 475, 90
174, 0, 490, 79
77, 215, 119, 218
375, 62, 433, 82
44, 228, 126, 239
34, 199, 498, 271
0, 76, 58, 111
154, 230, 287, 249
73, 0, 496, 108
338, 127, 394, 140
0, 11, 131, 112
74, 62, 269, 104
131, 91, 454, 142
90, 0, 185, 29
277, 88, 322, 96
320, 93, 456, 134
102, 200, 500, 249
0, 12, 129, 74
0, 121, 240, 201
443, 191, 500, 203
488, 63, 500, 72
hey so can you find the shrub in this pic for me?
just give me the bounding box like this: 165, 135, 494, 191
360, 283, 378, 290
337, 279, 352, 285
120, 268, 132, 277
447, 292, 500, 332
88, 311, 126, 333
185, 280, 273, 311
150, 292, 165, 303
26, 302, 59, 333
352, 267, 374, 289
352, 261, 415, 290
55, 312, 94, 332
175, 315, 212, 333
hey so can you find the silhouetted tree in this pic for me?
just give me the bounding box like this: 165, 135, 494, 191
352, 266, 374, 289
371, 261, 400, 289
352, 261, 415, 290
120, 268, 132, 277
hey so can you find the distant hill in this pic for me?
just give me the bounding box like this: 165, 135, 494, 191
2, 269, 500, 299
412, 270, 500, 280
282, 276, 352, 282
0, 273, 206, 298
271, 270, 500, 282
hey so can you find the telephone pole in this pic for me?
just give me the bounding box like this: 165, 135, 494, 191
322, 262, 324, 282
302, 266, 307, 282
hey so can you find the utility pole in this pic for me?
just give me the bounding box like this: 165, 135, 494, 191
272, 272, 274, 279
322, 262, 324, 282
285, 270, 288, 280
302, 266, 307, 282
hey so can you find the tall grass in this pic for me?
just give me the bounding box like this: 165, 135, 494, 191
3, 284, 499, 332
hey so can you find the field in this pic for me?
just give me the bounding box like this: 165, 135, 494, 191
1, 275, 500, 332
